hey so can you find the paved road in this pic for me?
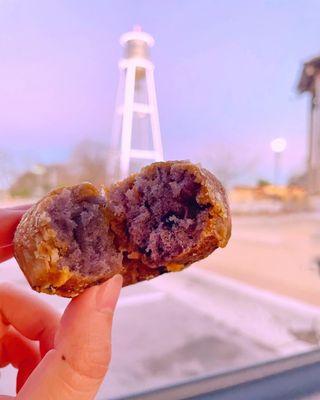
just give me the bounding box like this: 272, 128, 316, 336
201, 213, 320, 306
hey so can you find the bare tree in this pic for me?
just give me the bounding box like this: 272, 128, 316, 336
8, 137, 139, 199
198, 142, 258, 188
0, 149, 18, 190
68, 140, 116, 186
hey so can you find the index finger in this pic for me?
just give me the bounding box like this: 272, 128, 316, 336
6, 204, 32, 211
0, 209, 25, 245
0, 208, 29, 262
0, 283, 60, 356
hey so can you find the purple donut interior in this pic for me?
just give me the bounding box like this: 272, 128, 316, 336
47, 189, 121, 275
109, 165, 210, 266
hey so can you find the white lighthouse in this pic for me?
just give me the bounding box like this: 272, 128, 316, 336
111, 26, 164, 180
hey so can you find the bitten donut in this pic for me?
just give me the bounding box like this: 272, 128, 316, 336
14, 161, 231, 297
14, 183, 122, 297
107, 161, 231, 285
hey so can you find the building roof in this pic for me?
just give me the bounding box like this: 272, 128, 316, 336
297, 55, 320, 93
120, 30, 154, 47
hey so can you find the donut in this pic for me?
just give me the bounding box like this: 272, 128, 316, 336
107, 161, 231, 284
14, 183, 122, 297
14, 161, 231, 297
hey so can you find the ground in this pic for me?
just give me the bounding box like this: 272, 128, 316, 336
204, 213, 320, 306
0, 212, 320, 398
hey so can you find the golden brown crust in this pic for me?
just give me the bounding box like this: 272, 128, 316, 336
14, 182, 122, 297
107, 160, 231, 281
120, 258, 164, 287
14, 161, 231, 297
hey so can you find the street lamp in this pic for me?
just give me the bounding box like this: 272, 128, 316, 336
270, 137, 287, 185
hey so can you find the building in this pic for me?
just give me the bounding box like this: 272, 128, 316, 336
297, 56, 320, 194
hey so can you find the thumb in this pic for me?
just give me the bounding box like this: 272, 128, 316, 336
17, 274, 123, 400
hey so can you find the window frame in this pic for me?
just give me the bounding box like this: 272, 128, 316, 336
112, 349, 320, 400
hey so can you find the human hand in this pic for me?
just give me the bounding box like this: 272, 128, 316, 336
0, 276, 122, 400
0, 206, 31, 263
0, 207, 123, 399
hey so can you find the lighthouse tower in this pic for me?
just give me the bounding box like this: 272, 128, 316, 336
111, 26, 164, 180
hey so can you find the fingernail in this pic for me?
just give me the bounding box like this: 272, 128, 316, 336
96, 274, 123, 312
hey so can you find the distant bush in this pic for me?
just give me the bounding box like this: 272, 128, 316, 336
257, 179, 270, 187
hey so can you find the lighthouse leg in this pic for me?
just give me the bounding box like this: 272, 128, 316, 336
146, 67, 164, 161
120, 64, 136, 179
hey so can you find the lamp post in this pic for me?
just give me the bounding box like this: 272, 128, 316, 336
270, 138, 287, 185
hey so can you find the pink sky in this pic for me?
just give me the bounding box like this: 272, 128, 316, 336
1, 0, 320, 185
